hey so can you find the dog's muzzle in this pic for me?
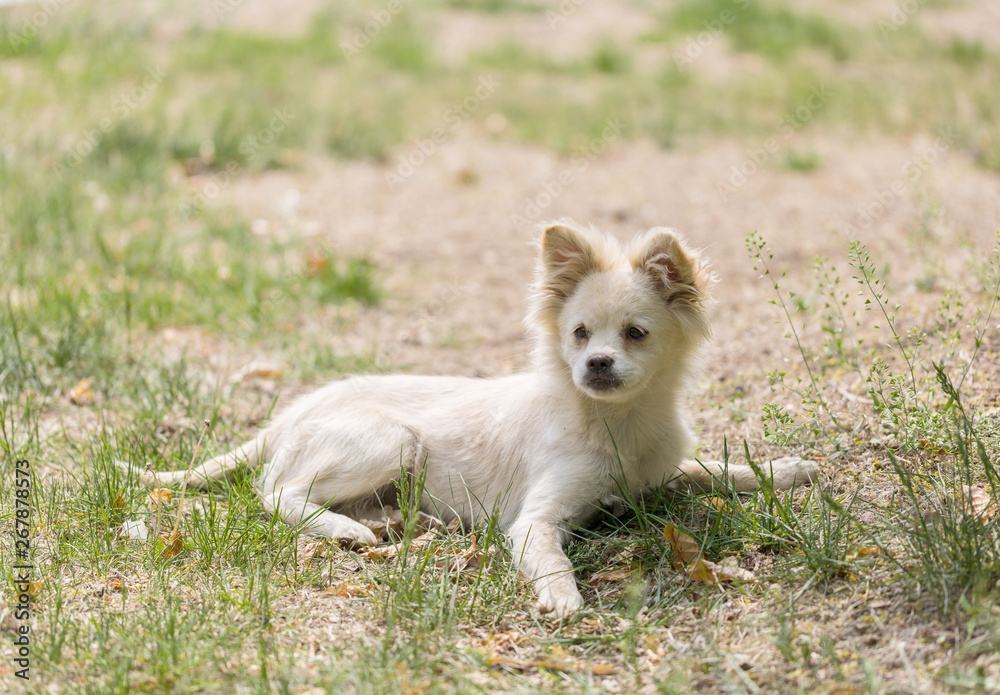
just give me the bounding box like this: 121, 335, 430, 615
585, 354, 623, 391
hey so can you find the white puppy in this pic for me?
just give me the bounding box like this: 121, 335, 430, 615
132, 220, 817, 617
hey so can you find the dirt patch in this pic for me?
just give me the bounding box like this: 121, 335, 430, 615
208, 133, 999, 382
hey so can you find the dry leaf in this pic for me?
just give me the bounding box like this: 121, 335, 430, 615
958, 484, 996, 522
233, 361, 283, 383
686, 557, 721, 585
27, 579, 45, 598
664, 524, 754, 584
357, 508, 406, 539
435, 539, 485, 572
305, 254, 328, 276
718, 556, 755, 582
488, 654, 572, 673
69, 378, 95, 405
588, 566, 639, 584
663, 524, 704, 569
357, 509, 444, 542
160, 531, 183, 560
146, 488, 172, 510
364, 545, 399, 562
487, 650, 614, 676
703, 496, 731, 512
0, 608, 18, 631
322, 582, 369, 598
685, 557, 755, 585
296, 539, 327, 565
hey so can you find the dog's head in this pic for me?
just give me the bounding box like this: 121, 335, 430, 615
529, 220, 713, 402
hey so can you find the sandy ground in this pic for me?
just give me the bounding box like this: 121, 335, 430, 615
204, 131, 1000, 452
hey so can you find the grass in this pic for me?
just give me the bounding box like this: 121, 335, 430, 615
668, 0, 853, 62
2, 0, 1000, 692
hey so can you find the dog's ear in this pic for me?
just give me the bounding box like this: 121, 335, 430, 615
635, 230, 698, 292
633, 228, 713, 311
538, 222, 602, 298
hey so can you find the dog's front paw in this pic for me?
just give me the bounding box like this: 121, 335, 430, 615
535, 585, 583, 620
768, 456, 820, 490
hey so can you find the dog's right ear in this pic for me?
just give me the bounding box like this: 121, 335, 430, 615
538, 222, 601, 299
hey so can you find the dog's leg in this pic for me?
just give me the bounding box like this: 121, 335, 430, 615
257, 465, 380, 548
257, 417, 425, 548
670, 456, 819, 493
508, 496, 583, 619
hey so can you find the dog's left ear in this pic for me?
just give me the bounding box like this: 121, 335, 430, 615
633, 229, 712, 307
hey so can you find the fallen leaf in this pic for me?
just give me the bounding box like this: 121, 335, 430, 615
703, 496, 731, 512
160, 531, 183, 560
663, 524, 704, 569
685, 557, 755, 584
70, 378, 95, 405
305, 254, 328, 276
146, 488, 172, 510
686, 557, 721, 585
488, 654, 572, 673
588, 566, 639, 584
958, 484, 997, 522
322, 582, 369, 598
435, 539, 485, 572
487, 650, 615, 676
297, 539, 327, 565
364, 545, 399, 562
27, 579, 45, 598
357, 509, 444, 542
0, 608, 18, 631
232, 361, 283, 383
718, 556, 755, 582
357, 508, 406, 539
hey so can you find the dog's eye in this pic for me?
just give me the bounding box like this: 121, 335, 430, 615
573, 326, 588, 340
627, 326, 647, 340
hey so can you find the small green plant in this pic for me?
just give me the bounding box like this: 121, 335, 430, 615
749, 230, 1000, 617
783, 150, 822, 171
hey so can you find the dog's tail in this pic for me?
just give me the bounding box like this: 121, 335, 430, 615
122, 432, 269, 489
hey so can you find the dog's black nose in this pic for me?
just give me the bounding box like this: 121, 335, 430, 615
586, 354, 614, 374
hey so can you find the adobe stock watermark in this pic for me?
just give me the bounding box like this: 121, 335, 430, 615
715, 83, 832, 202
212, 0, 246, 22
375, 278, 468, 368
5, 0, 73, 54
232, 236, 334, 341
833, 126, 957, 235
672, 0, 749, 71
384, 74, 501, 190
546, 0, 587, 29
877, 0, 930, 39
340, 0, 411, 61
180, 107, 295, 215
52, 64, 167, 180
510, 116, 625, 231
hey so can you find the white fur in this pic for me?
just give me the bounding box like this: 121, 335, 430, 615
130, 220, 818, 618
